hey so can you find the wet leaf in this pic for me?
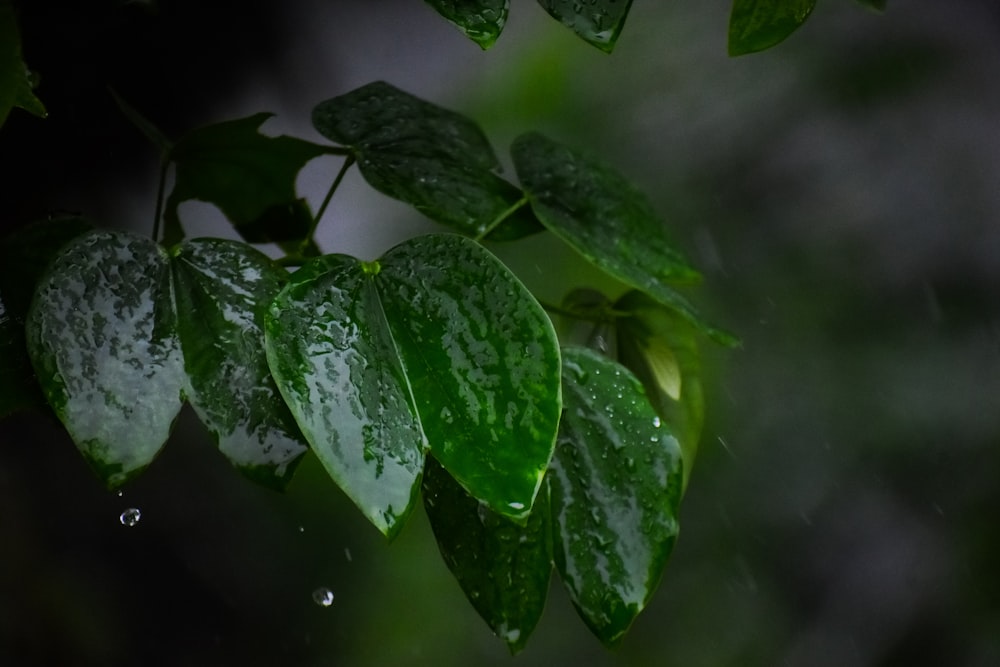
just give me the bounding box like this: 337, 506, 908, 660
615, 290, 703, 488
164, 113, 330, 245
171, 238, 308, 490
264, 253, 426, 538
728, 0, 817, 56
312, 81, 541, 240
536, 0, 633, 53
424, 0, 509, 49
423, 457, 551, 653
511, 132, 737, 347
550, 346, 683, 646
0, 1, 46, 130
0, 216, 92, 418
265, 234, 561, 533
376, 234, 561, 521
25, 231, 185, 488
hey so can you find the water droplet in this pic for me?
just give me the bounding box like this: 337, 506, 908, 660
116, 490, 123, 498
507, 501, 525, 511
652, 416, 661, 428
119, 507, 141, 527
312, 587, 335, 607
298, 525, 305, 533
344, 548, 353, 562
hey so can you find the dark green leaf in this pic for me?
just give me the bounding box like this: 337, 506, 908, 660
265, 234, 561, 533
615, 290, 703, 488
550, 346, 683, 646
536, 0, 633, 53
376, 234, 561, 521
0, 217, 94, 418
312, 81, 539, 240
171, 238, 308, 490
424, 0, 509, 49
511, 132, 738, 347
264, 253, 426, 538
164, 113, 330, 245
0, 0, 46, 130
25, 231, 185, 488
854, 0, 886, 11
423, 457, 552, 653
728, 0, 817, 56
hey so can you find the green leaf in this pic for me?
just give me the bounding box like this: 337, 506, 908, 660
550, 346, 683, 646
424, 0, 509, 49
265, 234, 561, 533
164, 113, 330, 245
615, 290, 703, 489
728, 0, 817, 56
0, 0, 46, 130
511, 131, 738, 347
423, 457, 552, 653
25, 231, 186, 489
312, 81, 541, 240
536, 0, 634, 53
170, 238, 308, 490
375, 234, 561, 520
0, 217, 92, 418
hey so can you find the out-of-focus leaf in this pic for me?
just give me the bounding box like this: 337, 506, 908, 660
536, 0, 633, 53
556, 287, 617, 355
25, 231, 185, 488
512, 131, 737, 347
728, 0, 817, 56
424, 0, 509, 49
0, 1, 46, 130
0, 216, 92, 418
171, 238, 307, 490
855, 0, 886, 12
265, 234, 561, 533
615, 290, 703, 487
312, 81, 541, 241
550, 346, 683, 646
423, 457, 551, 653
164, 113, 329, 245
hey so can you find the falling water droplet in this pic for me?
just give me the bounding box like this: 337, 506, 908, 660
119, 507, 141, 527
312, 587, 334, 607
116, 490, 123, 498
344, 548, 353, 562
298, 525, 305, 533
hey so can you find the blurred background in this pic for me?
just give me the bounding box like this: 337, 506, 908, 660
2, 0, 999, 665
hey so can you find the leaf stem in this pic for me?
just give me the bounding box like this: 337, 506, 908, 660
473, 195, 528, 243
301, 153, 356, 255
152, 159, 169, 243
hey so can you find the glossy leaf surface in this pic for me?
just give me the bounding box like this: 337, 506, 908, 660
423, 457, 551, 653
265, 253, 426, 538
536, 0, 633, 53
424, 0, 509, 49
164, 113, 329, 245
25, 231, 185, 488
615, 290, 703, 487
0, 1, 45, 130
376, 234, 561, 521
312, 81, 540, 240
550, 346, 683, 646
728, 0, 817, 56
171, 238, 307, 490
0, 217, 92, 418
512, 132, 737, 347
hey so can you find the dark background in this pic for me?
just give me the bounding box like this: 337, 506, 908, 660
2, 1, 999, 665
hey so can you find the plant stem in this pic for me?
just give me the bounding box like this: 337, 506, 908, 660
300, 153, 356, 255
151, 159, 169, 242
473, 195, 528, 243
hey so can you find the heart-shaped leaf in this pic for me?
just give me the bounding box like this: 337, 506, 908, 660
265, 233, 561, 534
550, 346, 683, 646
171, 238, 308, 490
0, 1, 46, 130
0, 217, 92, 418
25, 230, 186, 488
163, 113, 331, 246
424, 0, 509, 49
615, 290, 703, 488
312, 81, 541, 240
536, 0, 633, 53
423, 457, 552, 653
512, 132, 737, 347
728, 0, 817, 56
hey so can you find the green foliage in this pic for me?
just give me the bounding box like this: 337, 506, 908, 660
536, 0, 635, 53
0, 0, 45, 130
728, 0, 817, 56
424, 0, 509, 49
